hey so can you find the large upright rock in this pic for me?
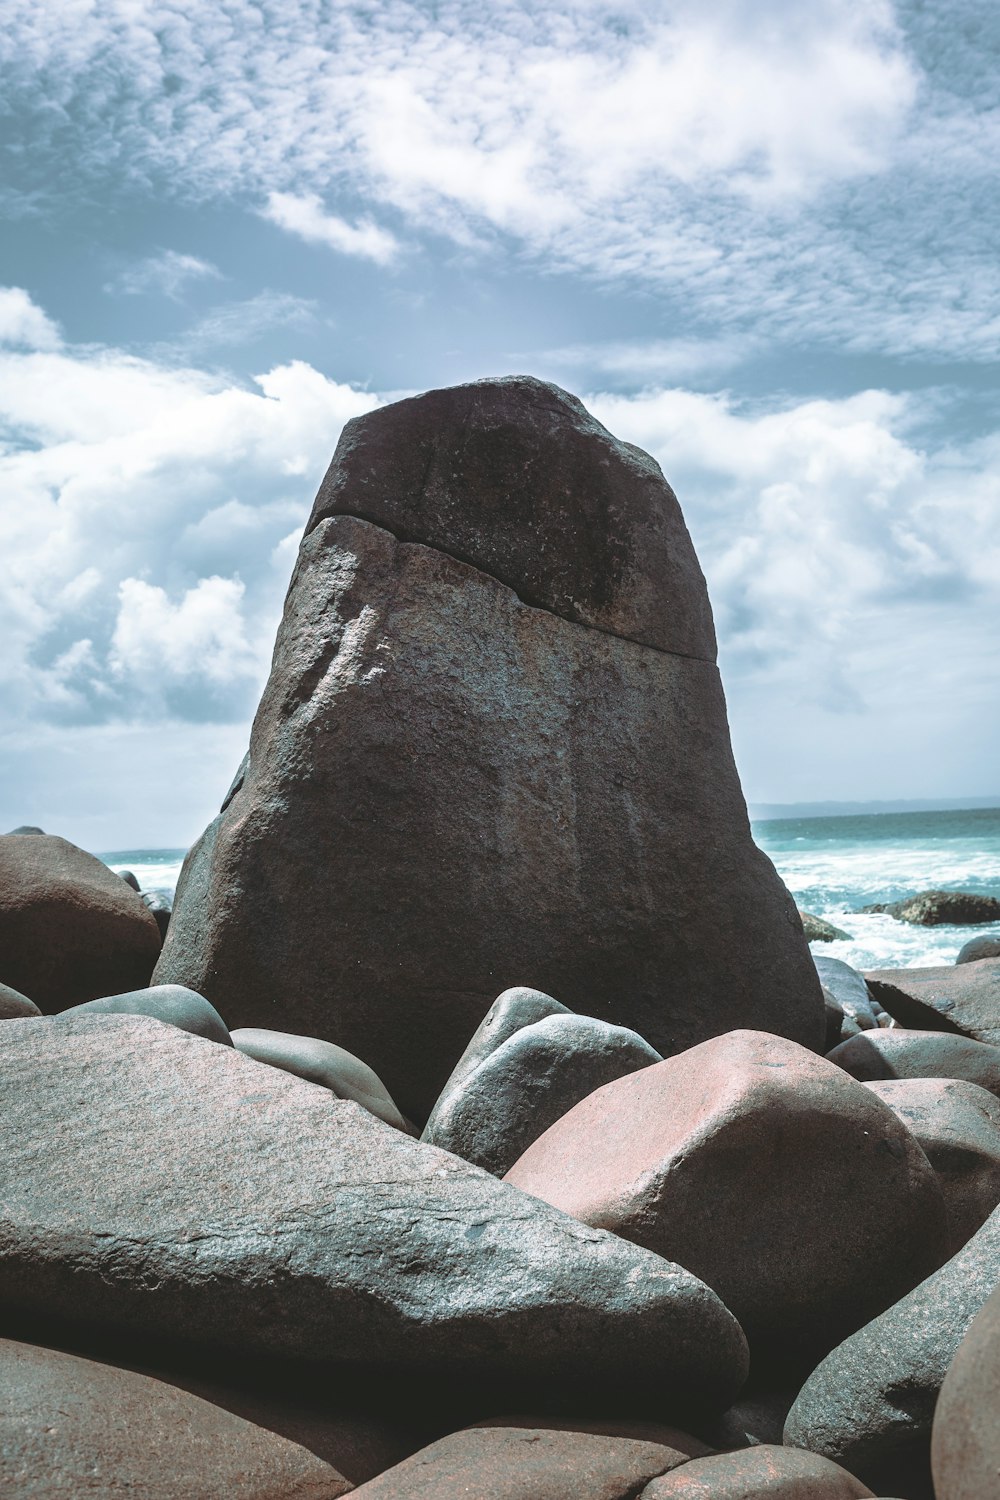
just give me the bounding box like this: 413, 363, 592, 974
155, 378, 823, 1119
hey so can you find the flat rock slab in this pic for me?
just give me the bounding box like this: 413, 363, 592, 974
640, 1444, 874, 1497
0, 1336, 349, 1498
349, 1422, 707, 1499
505, 1030, 947, 1365
783, 1200, 1000, 1480
155, 502, 822, 1121
828, 1029, 1000, 1099
864, 961, 1000, 1045
0, 834, 161, 1009
0, 1016, 748, 1409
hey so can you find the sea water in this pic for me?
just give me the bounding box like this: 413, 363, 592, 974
99, 805, 1000, 974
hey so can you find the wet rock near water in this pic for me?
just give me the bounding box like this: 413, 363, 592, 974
801, 910, 853, 942
860, 890, 1000, 926
955, 933, 1000, 964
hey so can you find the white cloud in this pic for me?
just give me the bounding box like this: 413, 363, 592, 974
0, 287, 62, 350
262, 193, 401, 266
113, 250, 222, 300
110, 575, 258, 688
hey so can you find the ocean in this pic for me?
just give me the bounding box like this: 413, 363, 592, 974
100, 805, 1000, 973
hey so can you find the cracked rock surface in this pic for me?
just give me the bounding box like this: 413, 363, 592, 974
154, 377, 822, 1120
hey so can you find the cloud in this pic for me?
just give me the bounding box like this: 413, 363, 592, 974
161, 291, 319, 357
11, 2, 998, 359
0, 287, 62, 350
539, 336, 755, 385
262, 193, 401, 266
112, 250, 222, 300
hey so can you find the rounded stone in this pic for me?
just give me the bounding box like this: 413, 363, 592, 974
956, 934, 1000, 965
0, 981, 41, 1020
60, 984, 232, 1045
932, 1283, 1000, 1500
640, 1444, 874, 1497
828, 1028, 1000, 1100
231, 1028, 409, 1129
504, 1029, 948, 1364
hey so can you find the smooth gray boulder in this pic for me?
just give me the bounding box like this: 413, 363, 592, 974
814, 956, 883, 1040
231, 1027, 410, 1130
0, 981, 40, 1020
783, 1200, 1000, 1483
60, 984, 232, 1045
865, 961, 1000, 1044
422, 1013, 662, 1175
424, 987, 571, 1140
956, 934, 1000, 965
0, 1015, 748, 1409
828, 1028, 1000, 1100
154, 378, 823, 1121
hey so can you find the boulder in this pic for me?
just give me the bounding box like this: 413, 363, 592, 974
6, 825, 44, 834
0, 1015, 748, 1411
0, 834, 161, 1009
154, 378, 824, 1121
141, 887, 173, 939
61, 984, 232, 1045
425, 987, 571, 1139
783, 1199, 1000, 1484
864, 961, 1000, 1044
861, 891, 1000, 925
231, 1027, 410, 1130
0, 981, 40, 1020
422, 1013, 661, 1174
504, 1030, 947, 1364
119, 869, 141, 891
349, 1421, 708, 1498
0, 1336, 350, 1498
956, 934, 1000, 965
828, 1029, 1000, 1100
640, 1444, 874, 1497
814, 956, 882, 1039
864, 1078, 1000, 1255
801, 911, 852, 942
932, 1283, 1000, 1500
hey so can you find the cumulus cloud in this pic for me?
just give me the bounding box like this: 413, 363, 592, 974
262, 193, 401, 266
112, 250, 222, 300
0, 287, 62, 350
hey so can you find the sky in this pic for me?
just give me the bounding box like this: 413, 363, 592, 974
0, 0, 998, 849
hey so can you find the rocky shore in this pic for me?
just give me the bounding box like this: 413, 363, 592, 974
2, 379, 998, 1499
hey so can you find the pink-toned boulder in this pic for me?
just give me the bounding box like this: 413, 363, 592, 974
640, 1444, 874, 1496
350, 1420, 709, 1498
932, 1283, 1000, 1500
864, 1078, 1000, 1256
0, 834, 161, 1009
0, 1336, 349, 1498
505, 1030, 948, 1362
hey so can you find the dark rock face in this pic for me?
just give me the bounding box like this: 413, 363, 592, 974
307, 376, 715, 658
424, 987, 571, 1139
0, 1336, 350, 1498
641, 1444, 874, 1497
154, 379, 823, 1120
0, 835, 161, 1009
231, 1028, 410, 1130
60, 984, 232, 1045
0, 981, 40, 1020
865, 961, 1000, 1044
783, 1200, 1000, 1482
864, 1079, 1000, 1256
422, 1013, 661, 1175
0, 1016, 748, 1409
801, 912, 852, 942
932, 1284, 1000, 1500
956, 934, 1000, 965
861, 890, 1000, 925
350, 1421, 708, 1498
504, 1030, 947, 1365
828, 1029, 1000, 1100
